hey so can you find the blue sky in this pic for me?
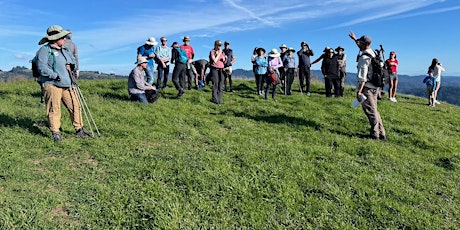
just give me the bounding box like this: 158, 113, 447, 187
1, 0, 460, 76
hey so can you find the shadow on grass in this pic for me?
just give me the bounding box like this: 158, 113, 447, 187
225, 109, 322, 130
0, 113, 47, 137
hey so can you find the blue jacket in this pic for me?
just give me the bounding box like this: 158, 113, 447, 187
254, 56, 268, 74
36, 44, 76, 88
138, 44, 155, 66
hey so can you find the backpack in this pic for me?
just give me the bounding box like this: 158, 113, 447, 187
361, 50, 385, 87
31, 45, 54, 83
176, 47, 188, 64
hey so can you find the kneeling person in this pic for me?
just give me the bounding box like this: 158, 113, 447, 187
128, 57, 156, 103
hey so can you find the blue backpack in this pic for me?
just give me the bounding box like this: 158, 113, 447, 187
176, 47, 188, 64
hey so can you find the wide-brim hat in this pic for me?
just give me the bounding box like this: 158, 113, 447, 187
183, 36, 190, 42
215, 40, 222, 46
38, 25, 70, 45
279, 44, 287, 49
323, 46, 331, 53
288, 47, 296, 52
335, 46, 345, 52
145, 37, 158, 46
135, 56, 149, 65
268, 48, 280, 58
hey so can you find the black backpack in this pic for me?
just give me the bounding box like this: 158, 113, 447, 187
361, 50, 385, 87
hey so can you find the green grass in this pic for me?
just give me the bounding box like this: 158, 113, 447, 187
0, 79, 459, 229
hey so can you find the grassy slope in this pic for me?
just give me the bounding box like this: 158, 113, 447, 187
0, 80, 459, 229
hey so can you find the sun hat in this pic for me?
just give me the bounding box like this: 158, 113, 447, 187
214, 40, 222, 46
279, 44, 287, 49
145, 37, 158, 46
288, 47, 296, 52
183, 36, 190, 42
357, 35, 372, 45
323, 46, 331, 52
335, 46, 345, 52
268, 48, 280, 58
38, 25, 70, 45
135, 56, 149, 65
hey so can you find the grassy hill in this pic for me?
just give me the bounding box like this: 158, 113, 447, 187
0, 79, 459, 229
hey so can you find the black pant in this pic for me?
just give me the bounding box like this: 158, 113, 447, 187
299, 66, 311, 93
256, 74, 265, 93
285, 68, 295, 95
325, 75, 341, 97
185, 66, 194, 90
172, 62, 185, 92
210, 67, 224, 104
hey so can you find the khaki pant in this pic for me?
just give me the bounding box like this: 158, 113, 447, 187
43, 83, 83, 133
361, 87, 386, 139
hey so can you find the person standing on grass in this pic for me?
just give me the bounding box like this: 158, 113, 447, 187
428, 58, 445, 105
36, 25, 92, 142
154, 37, 172, 90
349, 31, 386, 140
223, 41, 236, 92
137, 37, 158, 85
128, 57, 155, 103
265, 48, 283, 100
64, 30, 79, 80
385, 51, 399, 102
279, 44, 288, 93
423, 70, 437, 107
283, 47, 296, 95
320, 48, 341, 98
180, 36, 196, 90
251, 47, 259, 93
209, 40, 227, 105
254, 47, 268, 96
171, 41, 186, 97
297, 41, 314, 96
336, 46, 347, 97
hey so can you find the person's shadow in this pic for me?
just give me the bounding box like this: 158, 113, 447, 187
0, 113, 47, 136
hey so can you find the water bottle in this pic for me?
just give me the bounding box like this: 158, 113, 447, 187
352, 93, 367, 108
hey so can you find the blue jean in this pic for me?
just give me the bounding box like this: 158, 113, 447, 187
145, 64, 155, 85
156, 64, 170, 89
130, 93, 148, 104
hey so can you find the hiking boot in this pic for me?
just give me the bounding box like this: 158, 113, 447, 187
76, 127, 93, 138
53, 132, 62, 142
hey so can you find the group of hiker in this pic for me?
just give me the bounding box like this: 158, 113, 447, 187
132, 36, 236, 105
34, 24, 445, 142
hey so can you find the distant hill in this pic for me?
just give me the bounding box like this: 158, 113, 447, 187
1, 66, 459, 105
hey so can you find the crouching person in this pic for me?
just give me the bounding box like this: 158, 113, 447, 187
129, 57, 157, 103
36, 25, 92, 142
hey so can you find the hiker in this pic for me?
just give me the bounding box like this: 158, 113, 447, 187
349, 31, 386, 140
297, 41, 314, 96
254, 47, 268, 96
192, 59, 209, 89
265, 48, 283, 100
385, 51, 399, 102
171, 41, 186, 97
282, 47, 296, 95
36, 25, 92, 142
154, 37, 172, 90
320, 48, 341, 97
251, 47, 259, 93
336, 46, 347, 97
209, 40, 227, 105
128, 57, 156, 103
223, 41, 236, 92
180, 36, 196, 90
137, 37, 158, 85
423, 70, 437, 107
428, 58, 445, 105
64, 30, 79, 80
278, 44, 288, 93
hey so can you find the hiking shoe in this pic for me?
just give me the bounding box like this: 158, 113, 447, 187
53, 132, 62, 142
435, 100, 440, 105
76, 127, 93, 138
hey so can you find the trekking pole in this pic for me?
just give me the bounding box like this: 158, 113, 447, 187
74, 82, 100, 137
